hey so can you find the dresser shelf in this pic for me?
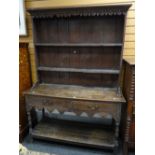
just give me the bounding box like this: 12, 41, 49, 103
32, 118, 115, 149
25, 83, 125, 102
37, 67, 120, 74
35, 43, 123, 47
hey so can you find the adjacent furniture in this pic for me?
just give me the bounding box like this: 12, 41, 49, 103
24, 5, 131, 153
123, 57, 135, 155
19, 43, 32, 142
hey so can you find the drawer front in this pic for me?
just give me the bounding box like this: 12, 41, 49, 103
25, 95, 122, 120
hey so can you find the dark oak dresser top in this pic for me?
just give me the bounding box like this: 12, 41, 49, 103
25, 83, 125, 103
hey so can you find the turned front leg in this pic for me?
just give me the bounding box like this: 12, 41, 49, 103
26, 105, 33, 142
123, 116, 131, 155
113, 121, 119, 155
42, 108, 45, 118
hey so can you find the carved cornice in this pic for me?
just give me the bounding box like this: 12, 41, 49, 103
28, 5, 131, 19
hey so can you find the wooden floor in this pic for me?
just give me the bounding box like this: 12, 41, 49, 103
19, 143, 54, 155
20, 150, 55, 155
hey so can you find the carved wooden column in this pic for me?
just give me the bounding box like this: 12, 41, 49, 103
42, 108, 45, 118
113, 122, 119, 154
26, 103, 33, 142
123, 116, 131, 155
113, 103, 122, 154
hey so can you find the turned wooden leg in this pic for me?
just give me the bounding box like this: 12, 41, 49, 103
123, 116, 131, 155
123, 142, 128, 155
42, 108, 45, 118
26, 106, 33, 142
113, 121, 119, 155
113, 146, 118, 155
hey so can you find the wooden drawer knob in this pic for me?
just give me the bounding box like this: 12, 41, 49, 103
73, 50, 77, 54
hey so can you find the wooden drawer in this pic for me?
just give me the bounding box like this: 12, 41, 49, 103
26, 95, 121, 120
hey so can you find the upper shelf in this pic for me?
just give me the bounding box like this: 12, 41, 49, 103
35, 43, 123, 47
38, 66, 120, 74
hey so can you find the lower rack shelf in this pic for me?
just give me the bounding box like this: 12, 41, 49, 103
31, 118, 116, 149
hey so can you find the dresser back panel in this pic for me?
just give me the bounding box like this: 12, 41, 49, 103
37, 46, 121, 69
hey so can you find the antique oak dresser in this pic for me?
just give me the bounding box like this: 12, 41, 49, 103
24, 4, 131, 154
123, 57, 135, 155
